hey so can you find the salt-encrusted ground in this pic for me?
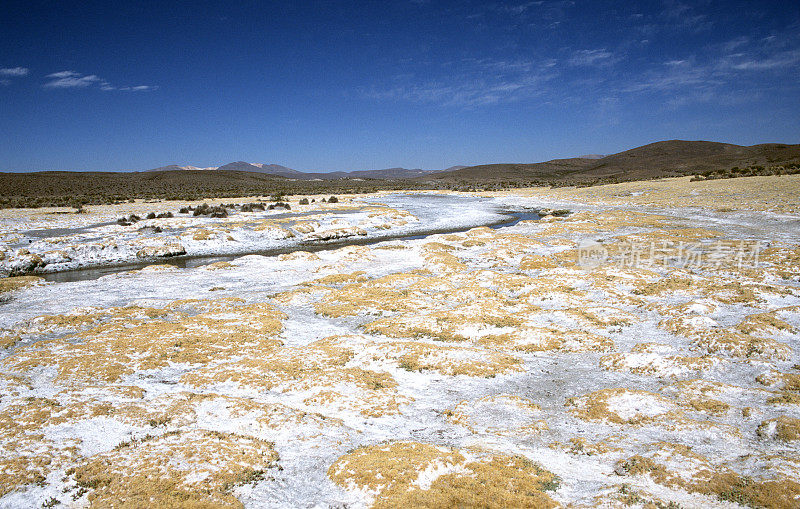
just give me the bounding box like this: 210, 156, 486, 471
0, 193, 513, 277
1, 177, 799, 508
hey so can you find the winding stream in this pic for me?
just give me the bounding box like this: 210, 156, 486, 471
38, 207, 540, 283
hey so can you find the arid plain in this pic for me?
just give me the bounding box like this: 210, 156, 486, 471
1, 175, 799, 508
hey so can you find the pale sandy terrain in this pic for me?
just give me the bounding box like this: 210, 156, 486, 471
0, 175, 799, 508
492, 174, 800, 213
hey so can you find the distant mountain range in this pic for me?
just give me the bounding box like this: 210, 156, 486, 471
147, 162, 467, 180
5, 140, 799, 208
417, 140, 800, 185
133, 140, 800, 185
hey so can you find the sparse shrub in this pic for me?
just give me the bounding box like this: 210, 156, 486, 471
328, 196, 339, 203
298, 198, 309, 205
116, 214, 141, 226
241, 202, 266, 212
192, 203, 229, 218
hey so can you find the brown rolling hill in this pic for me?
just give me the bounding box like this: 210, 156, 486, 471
420, 140, 800, 185
2, 140, 799, 208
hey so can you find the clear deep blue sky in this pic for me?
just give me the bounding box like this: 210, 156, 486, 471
1, 0, 798, 172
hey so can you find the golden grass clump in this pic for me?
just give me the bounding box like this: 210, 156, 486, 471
23, 304, 170, 333
1, 300, 286, 383
632, 275, 698, 296
550, 436, 624, 457
757, 416, 800, 442
756, 370, 800, 391
564, 306, 637, 327
470, 232, 544, 265
305, 271, 368, 286
251, 221, 295, 238
0, 387, 176, 496
182, 337, 410, 418
292, 220, 320, 234
600, 348, 721, 378
519, 254, 561, 270
0, 397, 80, 496
495, 326, 613, 353
363, 308, 519, 344
375, 341, 523, 377
191, 228, 213, 240
328, 441, 559, 509
204, 260, 234, 270
661, 315, 792, 360
615, 441, 800, 508
657, 380, 757, 430
566, 388, 683, 426
760, 245, 800, 280
312, 272, 439, 318
73, 430, 279, 508
419, 242, 468, 273
737, 311, 796, 335
0, 275, 43, 294
0, 330, 22, 348
277, 250, 321, 262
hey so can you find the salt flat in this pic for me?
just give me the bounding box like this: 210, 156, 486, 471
0, 176, 799, 508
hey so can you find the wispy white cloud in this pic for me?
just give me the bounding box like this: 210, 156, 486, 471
0, 67, 29, 77
623, 59, 717, 93
44, 71, 101, 88
364, 11, 798, 111
569, 49, 617, 66
43, 70, 157, 92
725, 48, 800, 71
619, 31, 800, 106
660, 0, 712, 32
363, 57, 557, 107
119, 85, 158, 92
503, 2, 544, 15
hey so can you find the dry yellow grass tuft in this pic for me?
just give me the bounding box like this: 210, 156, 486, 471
182, 336, 411, 417
566, 388, 684, 426
0, 275, 43, 294
615, 441, 800, 508
2, 299, 286, 383
328, 441, 559, 509
758, 416, 800, 442
73, 430, 279, 508
375, 341, 524, 377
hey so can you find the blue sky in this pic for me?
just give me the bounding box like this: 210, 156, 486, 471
1, 0, 798, 172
